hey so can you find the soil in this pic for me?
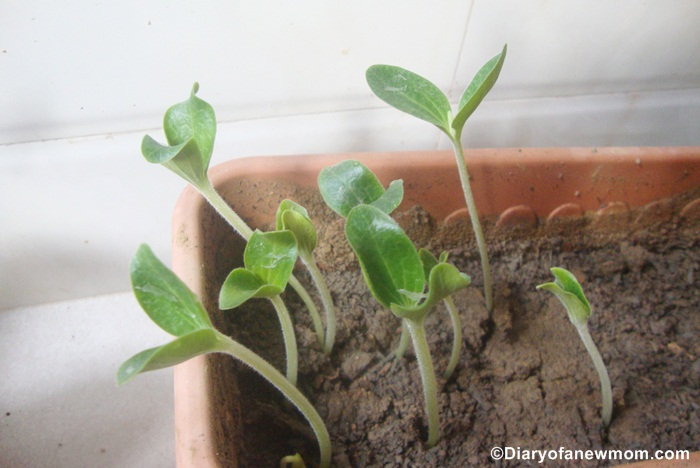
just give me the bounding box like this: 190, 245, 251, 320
199, 179, 699, 468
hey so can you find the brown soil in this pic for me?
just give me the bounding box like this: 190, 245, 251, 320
200, 180, 699, 468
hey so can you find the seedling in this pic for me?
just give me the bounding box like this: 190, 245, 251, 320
319, 160, 466, 379
536, 267, 613, 427
219, 230, 300, 385
365, 44, 507, 312
345, 204, 471, 447
419, 248, 464, 380
141, 83, 326, 349
119, 244, 331, 467
276, 199, 337, 355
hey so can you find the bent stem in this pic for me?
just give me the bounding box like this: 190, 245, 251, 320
442, 296, 462, 380
574, 323, 613, 427
198, 179, 325, 348
270, 294, 299, 386
213, 332, 331, 468
405, 318, 439, 448
448, 137, 493, 312
302, 256, 336, 355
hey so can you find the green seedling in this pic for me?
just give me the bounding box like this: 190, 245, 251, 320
536, 267, 613, 428
219, 230, 300, 385
276, 199, 337, 354
366, 44, 507, 313
345, 204, 471, 447
419, 248, 464, 380
141, 83, 325, 350
319, 159, 412, 355
119, 244, 331, 467
318, 160, 466, 380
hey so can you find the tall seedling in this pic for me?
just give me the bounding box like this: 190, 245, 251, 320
366, 45, 507, 312
141, 83, 329, 350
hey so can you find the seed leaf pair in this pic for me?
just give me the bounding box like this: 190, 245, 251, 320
365, 44, 506, 138
219, 230, 298, 309
141, 82, 216, 188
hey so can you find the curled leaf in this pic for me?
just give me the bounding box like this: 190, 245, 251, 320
536, 267, 591, 324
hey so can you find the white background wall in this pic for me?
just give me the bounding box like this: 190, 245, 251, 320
1, 3, 699, 467
1, 0, 699, 307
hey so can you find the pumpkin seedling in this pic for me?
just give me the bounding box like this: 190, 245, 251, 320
419, 248, 464, 380
141, 83, 326, 349
318, 160, 466, 379
118, 244, 331, 467
345, 204, 471, 447
536, 267, 613, 427
366, 44, 507, 313
276, 199, 337, 355
219, 230, 300, 385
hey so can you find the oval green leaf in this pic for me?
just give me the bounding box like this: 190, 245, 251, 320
366, 65, 452, 133
130, 244, 213, 337
117, 328, 221, 385
345, 204, 424, 309
219, 268, 280, 309
244, 230, 298, 291
451, 44, 507, 135
318, 160, 403, 217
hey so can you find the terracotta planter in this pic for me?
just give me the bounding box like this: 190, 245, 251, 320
171, 147, 700, 467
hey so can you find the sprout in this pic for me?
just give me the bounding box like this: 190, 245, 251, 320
537, 267, 613, 427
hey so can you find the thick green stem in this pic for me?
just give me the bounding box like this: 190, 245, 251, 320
301, 254, 336, 355
575, 323, 613, 427
197, 179, 326, 348
213, 332, 331, 468
448, 137, 493, 312
270, 295, 299, 386
442, 296, 462, 380
405, 319, 440, 447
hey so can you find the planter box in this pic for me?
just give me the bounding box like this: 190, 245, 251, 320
171, 147, 700, 467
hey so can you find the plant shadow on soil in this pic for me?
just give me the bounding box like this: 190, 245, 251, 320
198, 179, 699, 467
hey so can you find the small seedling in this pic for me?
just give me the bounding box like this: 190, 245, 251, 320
319, 160, 466, 378
141, 83, 326, 349
536, 267, 613, 427
219, 230, 300, 385
276, 199, 337, 355
366, 45, 507, 313
119, 244, 331, 467
419, 248, 464, 380
345, 204, 471, 447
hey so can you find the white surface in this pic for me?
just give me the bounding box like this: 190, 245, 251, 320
0, 292, 174, 468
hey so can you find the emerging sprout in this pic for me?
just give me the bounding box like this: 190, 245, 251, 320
365, 45, 507, 313
141, 84, 326, 349
276, 200, 337, 355
536, 267, 613, 427
345, 204, 471, 447
119, 244, 331, 467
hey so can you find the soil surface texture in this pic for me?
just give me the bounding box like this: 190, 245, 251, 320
200, 180, 699, 467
